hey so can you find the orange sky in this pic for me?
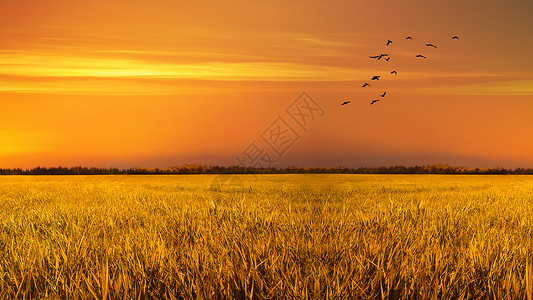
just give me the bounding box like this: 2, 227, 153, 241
1, 0, 533, 169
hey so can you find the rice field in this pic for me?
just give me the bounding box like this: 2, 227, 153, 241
0, 174, 532, 299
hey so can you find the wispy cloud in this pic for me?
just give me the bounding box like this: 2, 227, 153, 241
0, 48, 378, 94
424, 80, 533, 96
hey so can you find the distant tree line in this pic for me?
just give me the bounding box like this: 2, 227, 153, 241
1, 164, 533, 175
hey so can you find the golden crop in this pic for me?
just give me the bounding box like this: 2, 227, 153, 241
0, 174, 532, 299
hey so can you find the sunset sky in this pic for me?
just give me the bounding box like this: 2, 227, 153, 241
1, 0, 533, 169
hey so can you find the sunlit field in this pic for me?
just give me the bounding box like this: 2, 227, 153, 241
1, 174, 533, 299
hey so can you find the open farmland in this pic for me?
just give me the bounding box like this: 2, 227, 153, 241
1, 174, 533, 299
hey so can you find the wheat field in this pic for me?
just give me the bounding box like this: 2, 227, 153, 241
0, 174, 532, 299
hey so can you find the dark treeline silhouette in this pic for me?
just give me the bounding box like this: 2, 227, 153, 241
1, 164, 533, 175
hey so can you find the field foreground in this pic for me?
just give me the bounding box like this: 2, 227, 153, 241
1, 174, 533, 299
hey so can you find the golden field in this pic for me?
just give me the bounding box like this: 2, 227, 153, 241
0, 174, 532, 299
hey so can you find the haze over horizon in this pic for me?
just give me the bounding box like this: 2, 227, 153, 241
1, 0, 533, 169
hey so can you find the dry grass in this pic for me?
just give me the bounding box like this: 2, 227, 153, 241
0, 174, 533, 299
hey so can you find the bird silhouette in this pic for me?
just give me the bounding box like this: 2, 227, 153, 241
452, 36, 459, 40
416, 54, 427, 59
406, 36, 413, 40
369, 54, 389, 60
362, 83, 371, 87
385, 57, 390, 61
391, 70, 397, 75
341, 101, 351, 106
380, 92, 386, 97
370, 99, 380, 105
371, 76, 380, 80
426, 43, 437, 48
386, 40, 393, 46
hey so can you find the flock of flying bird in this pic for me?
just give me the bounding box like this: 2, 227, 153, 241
341, 35, 460, 106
